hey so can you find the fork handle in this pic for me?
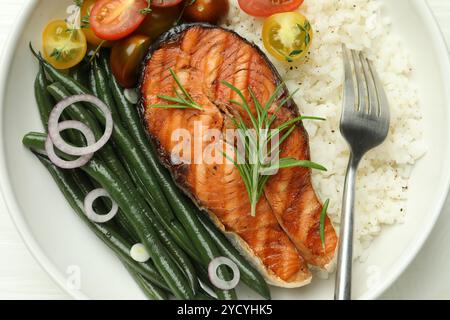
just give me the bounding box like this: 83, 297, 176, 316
335, 153, 361, 300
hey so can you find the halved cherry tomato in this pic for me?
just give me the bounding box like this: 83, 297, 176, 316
110, 34, 151, 88
90, 0, 148, 41
262, 12, 313, 63
42, 20, 87, 70
136, 5, 182, 40
80, 0, 113, 47
184, 0, 229, 24
238, 0, 304, 17
152, 0, 183, 7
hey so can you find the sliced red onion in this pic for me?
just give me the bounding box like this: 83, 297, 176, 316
84, 188, 118, 224
45, 120, 95, 169
124, 88, 139, 104
208, 257, 240, 291
130, 243, 150, 263
48, 94, 113, 156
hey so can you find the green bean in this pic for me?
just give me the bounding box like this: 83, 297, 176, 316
194, 290, 216, 301
155, 223, 199, 295
124, 263, 169, 300
24, 133, 195, 299
34, 63, 54, 132
92, 58, 120, 122
89, 66, 98, 97
34, 154, 170, 292
71, 64, 90, 89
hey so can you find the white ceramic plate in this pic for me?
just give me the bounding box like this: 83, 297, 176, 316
1, 0, 450, 300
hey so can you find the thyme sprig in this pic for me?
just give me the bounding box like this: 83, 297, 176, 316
141, 0, 153, 14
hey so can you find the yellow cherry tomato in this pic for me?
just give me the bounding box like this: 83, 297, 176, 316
80, 0, 113, 47
42, 20, 87, 70
262, 12, 313, 63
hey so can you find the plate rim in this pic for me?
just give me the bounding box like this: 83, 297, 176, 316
0, 0, 449, 300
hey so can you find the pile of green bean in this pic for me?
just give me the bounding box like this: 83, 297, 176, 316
23, 46, 271, 300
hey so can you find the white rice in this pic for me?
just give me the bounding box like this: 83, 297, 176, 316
222, 0, 427, 262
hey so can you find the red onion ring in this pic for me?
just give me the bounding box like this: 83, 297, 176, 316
208, 257, 240, 291
48, 94, 113, 156
84, 188, 118, 224
45, 120, 95, 169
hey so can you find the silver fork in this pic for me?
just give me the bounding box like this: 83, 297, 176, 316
334, 46, 390, 300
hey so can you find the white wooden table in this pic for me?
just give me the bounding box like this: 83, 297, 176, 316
1, 0, 450, 300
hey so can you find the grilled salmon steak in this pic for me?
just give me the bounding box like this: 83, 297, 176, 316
139, 24, 337, 287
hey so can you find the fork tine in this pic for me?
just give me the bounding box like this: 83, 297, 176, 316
351, 49, 368, 113
367, 59, 391, 122
359, 52, 380, 117
342, 45, 356, 114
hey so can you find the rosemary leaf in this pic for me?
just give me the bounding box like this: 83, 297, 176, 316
259, 158, 327, 175
320, 199, 330, 249
151, 69, 203, 110
151, 104, 194, 109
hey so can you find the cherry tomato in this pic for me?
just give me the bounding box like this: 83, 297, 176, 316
136, 5, 182, 40
262, 12, 313, 63
80, 0, 113, 47
238, 0, 304, 17
42, 20, 87, 70
110, 34, 151, 88
152, 0, 183, 7
90, 0, 148, 41
184, 0, 229, 24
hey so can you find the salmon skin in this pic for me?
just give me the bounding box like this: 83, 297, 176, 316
139, 23, 337, 287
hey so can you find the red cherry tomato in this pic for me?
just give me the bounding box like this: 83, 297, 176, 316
110, 34, 152, 88
136, 4, 182, 40
238, 0, 304, 17
184, 0, 229, 24
90, 0, 148, 41
152, 0, 183, 7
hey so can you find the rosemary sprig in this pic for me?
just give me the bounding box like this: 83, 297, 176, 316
149, 70, 326, 217
221, 81, 327, 216
320, 199, 330, 249
151, 69, 204, 110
